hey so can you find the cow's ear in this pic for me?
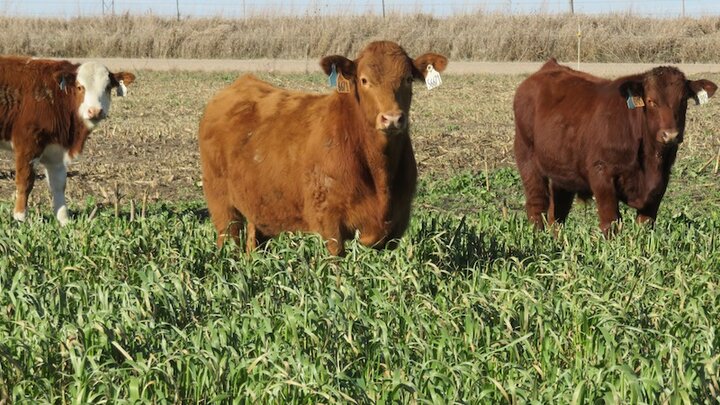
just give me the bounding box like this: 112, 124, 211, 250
53, 71, 76, 91
687, 79, 717, 99
320, 56, 356, 78
619, 79, 644, 100
412, 53, 448, 80
110, 72, 136, 87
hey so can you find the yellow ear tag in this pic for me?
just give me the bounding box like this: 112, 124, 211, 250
626, 90, 644, 109
695, 89, 709, 105
336, 73, 351, 94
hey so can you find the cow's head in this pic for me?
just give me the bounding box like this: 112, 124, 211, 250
320, 41, 447, 134
56, 62, 136, 131
622, 67, 717, 145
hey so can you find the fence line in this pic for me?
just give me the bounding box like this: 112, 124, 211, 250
1, 0, 719, 18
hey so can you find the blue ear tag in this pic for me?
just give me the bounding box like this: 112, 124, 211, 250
328, 64, 338, 88
626, 90, 636, 110
59, 76, 66, 92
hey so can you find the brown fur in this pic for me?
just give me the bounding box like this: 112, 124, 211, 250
199, 41, 448, 255
513, 59, 717, 236
0, 56, 135, 220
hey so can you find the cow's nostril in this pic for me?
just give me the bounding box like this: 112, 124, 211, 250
87, 107, 103, 119
381, 113, 403, 129
663, 130, 679, 142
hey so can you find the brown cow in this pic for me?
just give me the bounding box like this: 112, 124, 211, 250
0, 57, 135, 224
199, 41, 448, 255
514, 59, 716, 236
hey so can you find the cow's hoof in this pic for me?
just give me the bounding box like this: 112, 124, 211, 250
56, 207, 70, 226
13, 211, 26, 222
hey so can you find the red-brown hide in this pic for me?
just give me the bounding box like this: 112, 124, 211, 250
199, 41, 448, 255
513, 59, 717, 236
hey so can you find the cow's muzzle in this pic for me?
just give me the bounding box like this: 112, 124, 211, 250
377, 111, 406, 131
87, 107, 105, 121
659, 130, 680, 144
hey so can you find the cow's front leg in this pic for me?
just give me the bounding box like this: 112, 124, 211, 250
13, 153, 36, 222
358, 225, 388, 250
590, 173, 620, 238
313, 217, 345, 256
322, 224, 345, 256
44, 162, 69, 225
636, 202, 660, 226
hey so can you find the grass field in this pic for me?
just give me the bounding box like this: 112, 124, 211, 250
1, 70, 720, 403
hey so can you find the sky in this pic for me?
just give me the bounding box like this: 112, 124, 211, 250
2, 0, 720, 18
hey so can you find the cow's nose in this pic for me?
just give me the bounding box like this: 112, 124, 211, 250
662, 130, 679, 143
88, 107, 103, 119
380, 112, 404, 130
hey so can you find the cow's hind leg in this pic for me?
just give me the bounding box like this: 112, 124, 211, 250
514, 132, 549, 229
13, 152, 36, 222
203, 170, 243, 247
517, 164, 549, 229
206, 197, 242, 247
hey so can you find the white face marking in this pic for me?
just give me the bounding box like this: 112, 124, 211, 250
76, 61, 114, 131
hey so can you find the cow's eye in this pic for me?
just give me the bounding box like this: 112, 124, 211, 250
77, 85, 84, 92
361, 77, 369, 86
647, 100, 656, 107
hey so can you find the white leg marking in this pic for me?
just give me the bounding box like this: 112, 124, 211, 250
44, 163, 69, 225
13, 210, 26, 222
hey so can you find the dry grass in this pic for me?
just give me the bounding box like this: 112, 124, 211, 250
1, 70, 719, 212
1, 13, 720, 62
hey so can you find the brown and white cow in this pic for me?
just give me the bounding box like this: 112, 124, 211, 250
199, 41, 447, 255
513, 59, 716, 236
0, 57, 135, 224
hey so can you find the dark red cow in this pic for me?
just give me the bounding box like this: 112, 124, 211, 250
514, 59, 716, 236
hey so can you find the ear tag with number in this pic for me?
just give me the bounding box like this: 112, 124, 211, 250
425, 64, 442, 90
626, 90, 644, 109
695, 89, 709, 105
116, 80, 128, 97
336, 73, 351, 93
328, 64, 338, 88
